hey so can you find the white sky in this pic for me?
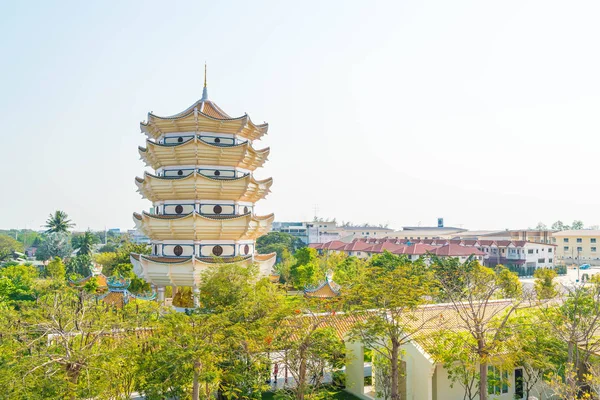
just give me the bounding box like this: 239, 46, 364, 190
1, 0, 599, 232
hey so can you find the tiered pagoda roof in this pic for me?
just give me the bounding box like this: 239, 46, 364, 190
304, 271, 341, 299
139, 138, 270, 170
133, 211, 274, 241
135, 172, 273, 202
140, 98, 268, 142
130, 252, 277, 287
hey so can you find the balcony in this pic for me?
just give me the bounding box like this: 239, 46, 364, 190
159, 134, 248, 147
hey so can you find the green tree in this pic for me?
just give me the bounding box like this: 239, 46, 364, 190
551, 220, 569, 231
432, 259, 523, 400
256, 231, 305, 260
44, 210, 75, 233
66, 254, 92, 277
290, 247, 321, 289
0, 234, 24, 262
571, 220, 584, 230
346, 257, 433, 400
72, 230, 98, 256
36, 232, 72, 261
0, 264, 38, 303
534, 267, 558, 299
46, 257, 66, 282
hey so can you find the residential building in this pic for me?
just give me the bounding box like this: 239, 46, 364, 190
271, 221, 315, 244
553, 229, 600, 264
457, 229, 555, 244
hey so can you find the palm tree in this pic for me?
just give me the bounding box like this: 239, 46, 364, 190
44, 210, 75, 234
74, 230, 95, 256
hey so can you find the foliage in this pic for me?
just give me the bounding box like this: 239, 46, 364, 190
46, 257, 66, 282
430, 330, 479, 400
44, 210, 75, 234
71, 230, 98, 256
66, 254, 92, 277
257, 232, 306, 261
534, 267, 558, 299
36, 232, 72, 261
0, 234, 24, 261
290, 248, 322, 289
346, 256, 432, 400
0, 264, 38, 303
274, 303, 346, 400
431, 258, 524, 400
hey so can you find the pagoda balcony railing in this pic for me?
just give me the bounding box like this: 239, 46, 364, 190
159, 134, 248, 147
156, 202, 253, 216
159, 168, 249, 180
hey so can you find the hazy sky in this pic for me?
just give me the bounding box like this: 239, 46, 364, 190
1, 0, 600, 232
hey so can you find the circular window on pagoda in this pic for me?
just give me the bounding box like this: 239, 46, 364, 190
174, 245, 183, 256
177, 136, 183, 143
214, 170, 221, 176
214, 137, 221, 144
177, 170, 183, 176
212, 245, 223, 256
175, 205, 184, 214
244, 244, 250, 255
243, 206, 249, 214
213, 205, 223, 214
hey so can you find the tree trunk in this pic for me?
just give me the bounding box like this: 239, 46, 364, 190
298, 348, 306, 400
391, 340, 400, 400
478, 337, 487, 400
192, 361, 200, 400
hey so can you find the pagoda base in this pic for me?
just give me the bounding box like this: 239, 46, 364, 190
130, 252, 276, 287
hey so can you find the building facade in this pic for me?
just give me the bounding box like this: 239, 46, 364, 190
553, 229, 600, 264
130, 73, 276, 303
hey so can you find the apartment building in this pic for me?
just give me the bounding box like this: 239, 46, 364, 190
553, 230, 600, 264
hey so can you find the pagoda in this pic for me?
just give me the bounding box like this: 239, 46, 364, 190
130, 67, 276, 304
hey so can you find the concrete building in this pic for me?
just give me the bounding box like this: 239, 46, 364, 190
553, 229, 600, 265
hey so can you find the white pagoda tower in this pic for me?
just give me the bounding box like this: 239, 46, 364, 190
130, 68, 276, 302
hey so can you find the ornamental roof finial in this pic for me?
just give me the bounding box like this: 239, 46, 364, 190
201, 62, 208, 101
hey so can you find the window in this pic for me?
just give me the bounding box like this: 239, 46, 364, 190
577, 238, 583, 243
592, 247, 597, 252
564, 238, 569, 243
592, 238, 597, 243
488, 366, 509, 395
578, 247, 583, 252
536, 249, 539, 254
515, 369, 524, 399
549, 258, 553, 263
528, 249, 534, 254
564, 246, 569, 251
549, 248, 553, 253
538, 258, 545, 263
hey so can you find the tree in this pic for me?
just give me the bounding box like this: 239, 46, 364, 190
256, 231, 305, 261
346, 256, 433, 400
0, 234, 23, 262
534, 267, 558, 299
430, 330, 480, 400
36, 232, 72, 261
535, 222, 548, 230
540, 277, 600, 395
0, 264, 38, 303
290, 247, 321, 289
274, 310, 346, 400
432, 258, 523, 400
46, 257, 66, 282
551, 221, 569, 231
72, 231, 98, 256
66, 254, 92, 277
571, 220, 584, 230
44, 210, 75, 234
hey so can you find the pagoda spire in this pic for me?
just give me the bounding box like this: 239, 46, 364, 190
201, 62, 208, 101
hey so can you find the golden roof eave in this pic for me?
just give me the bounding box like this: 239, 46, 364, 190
140, 101, 268, 141
135, 172, 273, 203
133, 211, 274, 241
138, 137, 270, 170
130, 252, 277, 286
